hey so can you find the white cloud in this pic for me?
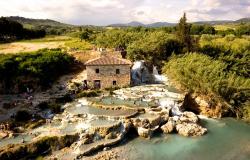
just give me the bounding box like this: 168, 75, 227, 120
0, 0, 249, 25
186, 0, 250, 21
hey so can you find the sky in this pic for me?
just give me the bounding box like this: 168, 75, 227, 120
0, 0, 249, 25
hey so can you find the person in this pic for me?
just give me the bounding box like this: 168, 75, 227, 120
83, 80, 88, 90
6, 123, 9, 130
0, 124, 4, 130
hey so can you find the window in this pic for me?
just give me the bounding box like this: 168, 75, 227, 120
95, 69, 99, 73
113, 81, 117, 85
116, 69, 120, 74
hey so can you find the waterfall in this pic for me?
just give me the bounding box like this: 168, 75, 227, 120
131, 61, 168, 85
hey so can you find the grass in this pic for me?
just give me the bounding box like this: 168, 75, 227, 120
65, 39, 93, 51
214, 25, 236, 31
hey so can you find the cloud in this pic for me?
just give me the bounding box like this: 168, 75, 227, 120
0, 0, 249, 25
186, 0, 250, 21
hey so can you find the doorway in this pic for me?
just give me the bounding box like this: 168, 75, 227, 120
94, 80, 101, 89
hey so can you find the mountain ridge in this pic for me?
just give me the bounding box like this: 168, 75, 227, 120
3, 16, 250, 28
109, 17, 250, 27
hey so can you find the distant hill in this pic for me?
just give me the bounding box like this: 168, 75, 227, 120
109, 21, 145, 27
108, 17, 250, 27
108, 21, 175, 27
235, 18, 250, 23
5, 16, 73, 29
4, 16, 250, 29
193, 20, 234, 25
147, 22, 176, 27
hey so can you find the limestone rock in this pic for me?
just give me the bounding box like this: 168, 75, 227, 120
137, 127, 152, 138
179, 112, 199, 123
176, 122, 207, 137
141, 119, 151, 129
82, 133, 94, 144
105, 132, 117, 139
123, 119, 133, 132
161, 118, 176, 133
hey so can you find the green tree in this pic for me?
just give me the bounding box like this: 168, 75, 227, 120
190, 25, 204, 35
127, 31, 183, 68
80, 29, 92, 41
176, 13, 192, 52
202, 25, 216, 34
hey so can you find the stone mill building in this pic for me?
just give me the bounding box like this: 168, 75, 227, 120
85, 55, 132, 89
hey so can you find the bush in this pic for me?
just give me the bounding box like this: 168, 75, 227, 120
76, 90, 100, 98
0, 48, 75, 93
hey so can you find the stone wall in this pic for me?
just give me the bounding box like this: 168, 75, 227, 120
86, 65, 131, 89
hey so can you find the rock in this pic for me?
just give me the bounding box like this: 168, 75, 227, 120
137, 108, 145, 113
105, 132, 117, 139
8, 132, 14, 138
123, 119, 133, 132
137, 127, 152, 138
179, 112, 199, 123
141, 119, 150, 129
132, 118, 141, 127
150, 107, 162, 112
149, 115, 162, 127
161, 118, 175, 133
82, 134, 94, 144
103, 147, 110, 151
176, 122, 207, 137
0, 132, 8, 139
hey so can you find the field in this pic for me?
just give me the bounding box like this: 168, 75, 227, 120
214, 24, 236, 31
0, 36, 92, 54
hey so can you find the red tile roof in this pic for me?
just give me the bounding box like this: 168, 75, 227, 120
85, 56, 132, 66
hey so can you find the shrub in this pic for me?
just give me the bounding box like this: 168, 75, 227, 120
0, 48, 75, 93
76, 90, 100, 98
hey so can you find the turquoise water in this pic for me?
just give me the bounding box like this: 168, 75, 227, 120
66, 105, 136, 117
89, 97, 149, 108
124, 118, 250, 160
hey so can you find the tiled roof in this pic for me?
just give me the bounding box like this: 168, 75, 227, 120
85, 56, 132, 66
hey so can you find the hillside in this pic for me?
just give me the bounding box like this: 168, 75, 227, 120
235, 18, 250, 23
6, 16, 73, 29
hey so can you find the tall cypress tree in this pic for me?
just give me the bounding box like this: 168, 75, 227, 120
176, 13, 192, 52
